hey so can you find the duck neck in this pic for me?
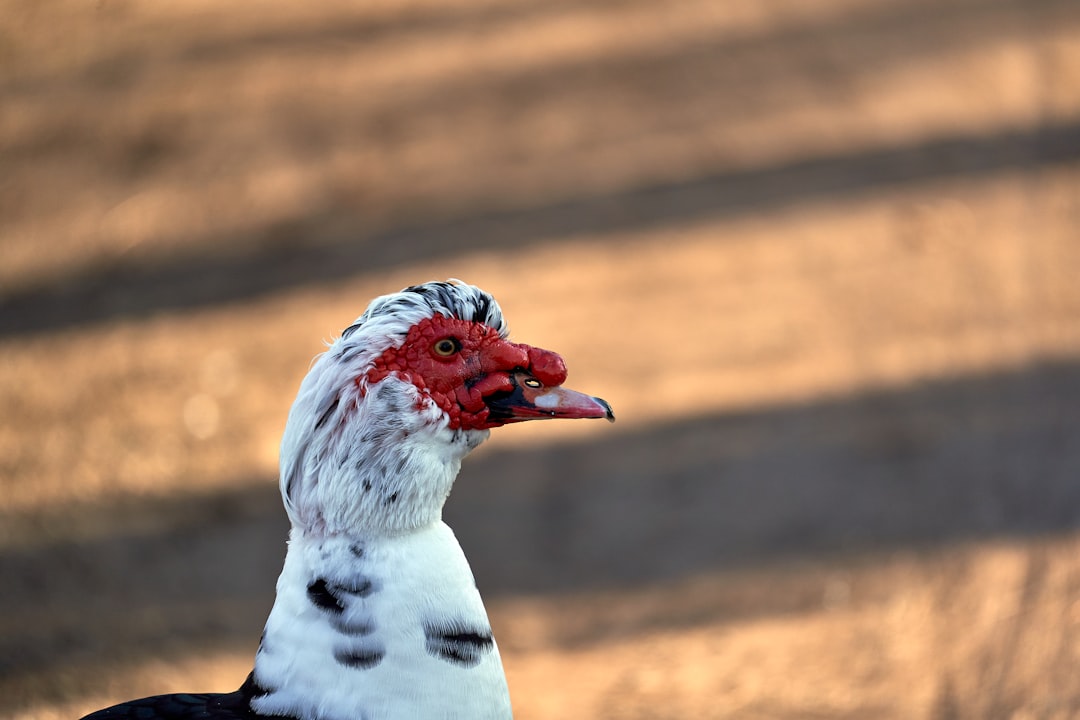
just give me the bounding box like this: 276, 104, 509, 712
251, 525, 510, 719
285, 391, 490, 536
250, 531, 385, 718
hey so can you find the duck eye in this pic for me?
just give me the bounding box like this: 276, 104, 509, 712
433, 337, 462, 357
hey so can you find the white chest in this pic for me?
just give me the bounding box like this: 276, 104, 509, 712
252, 525, 512, 720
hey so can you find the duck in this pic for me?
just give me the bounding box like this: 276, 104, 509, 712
81, 279, 613, 720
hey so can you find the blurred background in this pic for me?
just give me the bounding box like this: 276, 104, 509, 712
2, 0, 1080, 717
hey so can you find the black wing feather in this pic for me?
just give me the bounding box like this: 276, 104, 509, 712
79, 673, 287, 720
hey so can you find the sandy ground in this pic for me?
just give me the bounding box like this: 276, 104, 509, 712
2, 0, 1080, 717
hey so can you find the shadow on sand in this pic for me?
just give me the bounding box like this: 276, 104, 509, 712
3, 119, 1079, 339
2, 357, 1078, 706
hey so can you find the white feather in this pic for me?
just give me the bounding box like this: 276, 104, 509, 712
252, 528, 511, 720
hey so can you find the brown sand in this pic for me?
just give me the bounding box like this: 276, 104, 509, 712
2, 0, 1080, 717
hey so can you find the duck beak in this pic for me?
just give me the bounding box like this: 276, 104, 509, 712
484, 371, 615, 425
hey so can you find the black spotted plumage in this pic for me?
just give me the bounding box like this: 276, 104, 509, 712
313, 395, 340, 430
333, 643, 386, 670
308, 576, 379, 614
307, 578, 346, 614
423, 621, 495, 668
331, 615, 375, 636
342, 280, 508, 343
80, 673, 284, 720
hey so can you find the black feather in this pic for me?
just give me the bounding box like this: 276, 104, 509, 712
423, 621, 494, 668
79, 673, 283, 720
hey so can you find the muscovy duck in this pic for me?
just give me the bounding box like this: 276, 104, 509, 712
81, 280, 614, 720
